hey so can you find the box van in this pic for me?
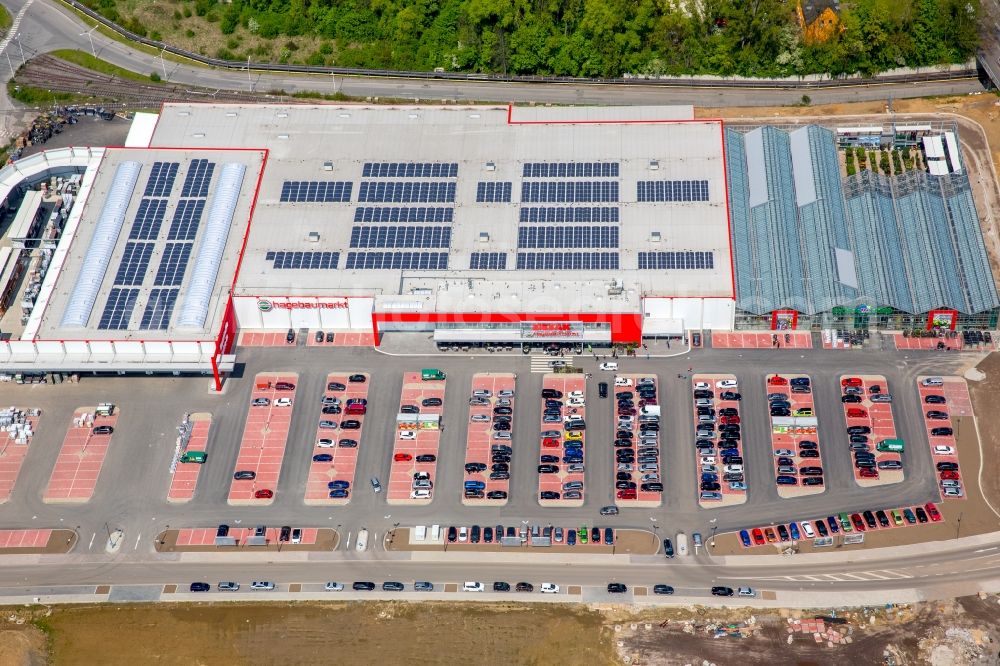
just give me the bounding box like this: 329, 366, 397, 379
355, 528, 369, 552
675, 532, 689, 556
421, 368, 446, 381
179, 451, 207, 464
876, 438, 905, 452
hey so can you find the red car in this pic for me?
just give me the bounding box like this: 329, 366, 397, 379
940, 470, 960, 480
617, 488, 637, 500
859, 468, 879, 478
394, 453, 412, 462
254, 489, 274, 499
768, 376, 788, 385
841, 377, 863, 387
751, 528, 766, 545
846, 407, 868, 418
720, 415, 741, 425
851, 513, 866, 531
618, 407, 637, 416
925, 502, 942, 522
542, 438, 560, 448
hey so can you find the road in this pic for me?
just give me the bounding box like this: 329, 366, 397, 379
0, 338, 996, 606
0, 0, 985, 116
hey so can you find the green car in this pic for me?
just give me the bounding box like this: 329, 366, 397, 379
179, 451, 207, 464
891, 509, 904, 526
838, 512, 852, 532
578, 526, 588, 544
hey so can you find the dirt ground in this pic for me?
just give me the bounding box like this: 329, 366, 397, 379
2, 594, 998, 665
967, 353, 1000, 518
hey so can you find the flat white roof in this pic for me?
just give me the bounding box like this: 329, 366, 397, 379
149, 103, 734, 309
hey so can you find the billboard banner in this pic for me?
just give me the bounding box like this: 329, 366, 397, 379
519, 322, 584, 340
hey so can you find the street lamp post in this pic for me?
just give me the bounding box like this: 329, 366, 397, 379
80, 27, 98, 58
159, 48, 168, 81
709, 517, 718, 547
15, 34, 24, 67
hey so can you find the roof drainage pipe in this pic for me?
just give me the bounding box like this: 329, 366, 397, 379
60, 160, 142, 328
175, 162, 246, 329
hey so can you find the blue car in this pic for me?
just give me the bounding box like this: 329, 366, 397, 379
464, 481, 486, 490
567, 529, 577, 546
604, 527, 614, 545
738, 529, 752, 547
776, 475, 798, 485
701, 473, 718, 483
826, 516, 840, 534
788, 522, 800, 540
327, 480, 350, 489
328, 489, 349, 498
313, 453, 334, 462
190, 582, 210, 592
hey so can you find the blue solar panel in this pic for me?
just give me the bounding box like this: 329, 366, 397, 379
522, 162, 619, 178
167, 199, 205, 241
97, 287, 139, 329
518, 207, 619, 223
349, 226, 451, 248
362, 162, 458, 178
143, 162, 179, 197
637, 251, 715, 269
279, 181, 354, 203
345, 252, 448, 270
181, 159, 215, 197
268, 251, 339, 269
153, 243, 193, 286
517, 226, 618, 249
357, 181, 456, 203
520, 181, 619, 203
139, 288, 179, 330
469, 252, 507, 269
636, 180, 709, 202
515, 252, 619, 270
128, 199, 168, 240
113, 242, 154, 286
353, 207, 454, 223
476, 182, 513, 203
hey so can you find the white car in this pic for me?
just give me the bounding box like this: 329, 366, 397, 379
724, 464, 744, 473
716, 379, 738, 389
699, 456, 717, 465
458, 526, 468, 542
614, 377, 633, 387
737, 587, 756, 597
324, 582, 344, 591
599, 362, 618, 371
316, 438, 336, 448
410, 489, 431, 499
540, 583, 559, 594
463, 581, 485, 592
399, 430, 417, 440
497, 389, 515, 398
250, 581, 275, 590
800, 522, 816, 538
274, 397, 293, 407
932, 445, 956, 456
694, 382, 710, 390
773, 449, 794, 457
568, 398, 585, 407
568, 390, 585, 399
470, 414, 490, 422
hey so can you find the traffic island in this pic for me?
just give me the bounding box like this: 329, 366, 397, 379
154, 527, 338, 553
0, 529, 77, 555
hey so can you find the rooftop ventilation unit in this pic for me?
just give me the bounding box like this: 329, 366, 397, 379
649, 160, 660, 170
650, 231, 662, 243
323, 161, 333, 171
478, 232, 490, 243
485, 161, 496, 172
307, 232, 320, 242
608, 280, 624, 296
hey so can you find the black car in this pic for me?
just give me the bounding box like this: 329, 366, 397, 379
798, 440, 817, 450
465, 462, 487, 473
216, 524, 229, 538
616, 481, 637, 490
875, 510, 890, 527
863, 511, 877, 529
340, 420, 361, 430
233, 470, 256, 480
352, 581, 376, 591
348, 374, 366, 383
382, 581, 405, 591
926, 410, 949, 420
915, 507, 929, 523
321, 405, 342, 415
936, 461, 959, 471
493, 422, 511, 431
338, 439, 358, 448
641, 482, 663, 492
422, 397, 443, 407
802, 477, 824, 486
711, 586, 734, 597
92, 425, 114, 435
701, 481, 721, 491
800, 466, 823, 476
327, 382, 346, 392
693, 390, 713, 399
653, 584, 674, 595
931, 427, 954, 436
516, 582, 534, 592
189, 582, 210, 592
720, 392, 741, 401
799, 450, 820, 458
925, 395, 947, 404
841, 394, 862, 403
315, 331, 324, 343
493, 581, 510, 592
540, 490, 561, 500
400, 405, 420, 414
489, 472, 510, 481
541, 389, 563, 399
486, 490, 507, 500
599, 382, 608, 398
607, 583, 628, 593
540, 455, 560, 463
877, 460, 902, 470
770, 408, 791, 417
285, 329, 295, 344
538, 465, 559, 474
416, 454, 436, 463
776, 475, 797, 485
849, 434, 869, 444
470, 525, 481, 543
662, 538, 674, 558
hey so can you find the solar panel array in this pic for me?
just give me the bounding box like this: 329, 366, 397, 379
98, 287, 139, 330
154, 243, 193, 286
357, 181, 456, 203
637, 251, 715, 269
516, 252, 619, 270
354, 207, 454, 223
476, 181, 513, 203
345, 251, 448, 270
114, 242, 154, 286
636, 180, 709, 202
143, 162, 179, 197
181, 159, 216, 197
519, 207, 619, 223
517, 226, 618, 249
280, 181, 353, 203
167, 199, 206, 241
128, 199, 168, 240
521, 181, 619, 203
264, 250, 340, 269
140, 288, 179, 330
349, 226, 451, 248
522, 163, 619, 178
469, 252, 508, 269
363, 162, 458, 178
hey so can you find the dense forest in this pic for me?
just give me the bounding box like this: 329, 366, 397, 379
86, 0, 980, 78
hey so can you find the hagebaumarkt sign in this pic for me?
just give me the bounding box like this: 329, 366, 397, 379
257, 299, 348, 312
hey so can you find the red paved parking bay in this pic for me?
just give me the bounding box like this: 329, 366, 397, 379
44, 408, 117, 503
387, 371, 446, 504
303, 373, 369, 505
228, 373, 297, 505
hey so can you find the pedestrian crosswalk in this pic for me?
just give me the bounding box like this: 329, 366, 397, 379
530, 356, 579, 373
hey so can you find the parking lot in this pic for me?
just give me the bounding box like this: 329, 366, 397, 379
43, 407, 117, 503
839, 375, 903, 488
462, 373, 515, 506
166, 413, 213, 503
386, 371, 445, 505
537, 374, 586, 507
613, 374, 662, 507
0, 407, 39, 503
692, 373, 746, 508
916, 376, 969, 502
766, 374, 825, 499
303, 373, 369, 506
228, 374, 298, 505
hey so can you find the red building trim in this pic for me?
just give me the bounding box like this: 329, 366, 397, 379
373, 311, 642, 344
927, 309, 958, 331
770, 309, 799, 330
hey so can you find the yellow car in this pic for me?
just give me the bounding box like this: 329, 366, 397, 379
794, 408, 813, 417
565, 431, 583, 441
